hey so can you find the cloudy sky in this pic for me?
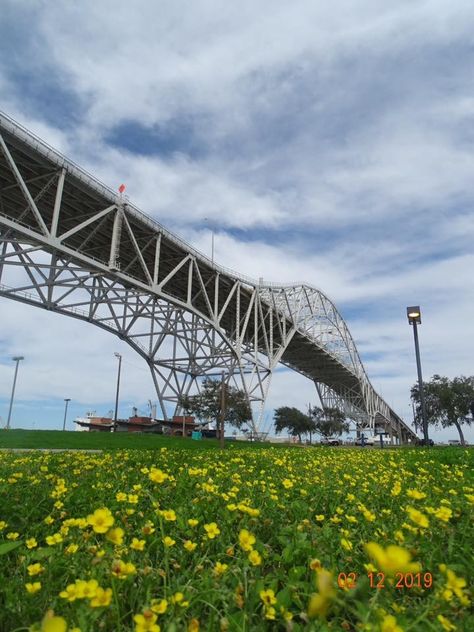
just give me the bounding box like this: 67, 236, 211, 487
1, 0, 473, 441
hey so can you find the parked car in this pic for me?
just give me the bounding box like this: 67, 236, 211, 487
416, 438, 435, 446
320, 437, 341, 446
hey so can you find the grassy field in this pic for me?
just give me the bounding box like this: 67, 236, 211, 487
0, 444, 472, 631
0, 429, 243, 451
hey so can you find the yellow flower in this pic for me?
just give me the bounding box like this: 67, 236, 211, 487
161, 509, 177, 522
391, 481, 402, 496
264, 606, 276, 620
134, 610, 160, 632
434, 507, 453, 523
151, 598, 168, 614
87, 508, 114, 533
381, 614, 403, 632
171, 592, 189, 606
405, 507, 429, 529
437, 615, 456, 631
26, 537, 38, 549
6, 532, 19, 540
440, 566, 470, 606
116, 492, 127, 502
65, 543, 79, 555
111, 559, 137, 578
75, 579, 99, 599
363, 510, 376, 522
27, 563, 44, 577
162, 536, 176, 548
308, 569, 335, 619
25, 581, 41, 594
188, 619, 200, 632
188, 519, 199, 527
60, 584, 78, 601
238, 529, 256, 551
341, 538, 353, 551
149, 468, 169, 483
204, 522, 220, 539
259, 589, 277, 606
184, 540, 197, 552
40, 613, 68, 632
214, 561, 229, 575
407, 489, 426, 500
46, 533, 63, 546
89, 587, 113, 607
315, 515, 325, 522
365, 543, 421, 576
248, 549, 262, 566
106, 527, 124, 545
282, 478, 294, 489
309, 558, 322, 570
131, 538, 146, 551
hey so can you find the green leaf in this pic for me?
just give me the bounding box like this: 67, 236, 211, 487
0, 540, 22, 555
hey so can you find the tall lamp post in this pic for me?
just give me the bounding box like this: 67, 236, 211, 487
6, 356, 24, 430
407, 306, 429, 444
113, 353, 122, 432
204, 217, 215, 266
62, 398, 71, 431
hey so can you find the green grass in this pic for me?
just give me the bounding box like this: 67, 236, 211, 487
0, 429, 276, 451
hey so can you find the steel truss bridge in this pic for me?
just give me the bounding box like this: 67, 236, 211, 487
0, 112, 417, 443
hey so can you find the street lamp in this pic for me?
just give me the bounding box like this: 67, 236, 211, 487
6, 356, 24, 430
62, 398, 71, 431
407, 306, 429, 444
204, 217, 215, 266
113, 353, 122, 432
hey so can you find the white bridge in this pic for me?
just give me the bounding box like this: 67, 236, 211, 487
0, 112, 417, 443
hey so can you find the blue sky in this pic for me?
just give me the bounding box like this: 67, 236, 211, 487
1, 0, 474, 441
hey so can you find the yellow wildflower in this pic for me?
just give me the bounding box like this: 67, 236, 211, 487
40, 613, 68, 632
248, 549, 262, 566
238, 529, 256, 551
27, 563, 44, 577
134, 610, 160, 632
204, 522, 220, 539
90, 587, 113, 607
106, 527, 124, 545
131, 538, 146, 551
149, 468, 169, 483
308, 568, 335, 618
437, 615, 456, 631
184, 540, 197, 552
151, 598, 168, 615
381, 614, 403, 632
87, 508, 114, 533
188, 519, 199, 527
405, 507, 429, 529
365, 543, 421, 576
188, 619, 200, 632
162, 536, 176, 548
434, 507, 453, 523
214, 561, 229, 575
25, 581, 41, 594
341, 538, 353, 551
26, 537, 38, 549
406, 489, 426, 500
259, 589, 277, 606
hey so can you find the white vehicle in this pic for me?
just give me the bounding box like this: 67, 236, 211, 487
320, 436, 342, 446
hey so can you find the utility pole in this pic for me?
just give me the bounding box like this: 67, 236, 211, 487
62, 398, 71, 431
6, 356, 24, 430
219, 371, 226, 449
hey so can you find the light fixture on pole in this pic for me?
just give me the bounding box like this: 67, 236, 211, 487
62, 398, 71, 431
204, 217, 215, 266
407, 306, 429, 445
113, 353, 122, 432
6, 356, 24, 430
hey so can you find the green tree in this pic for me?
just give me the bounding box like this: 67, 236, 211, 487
311, 406, 350, 438
411, 375, 474, 446
179, 377, 252, 434
274, 406, 316, 443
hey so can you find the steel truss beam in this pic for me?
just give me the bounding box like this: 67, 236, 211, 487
0, 115, 417, 442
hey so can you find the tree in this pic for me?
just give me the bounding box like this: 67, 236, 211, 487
179, 377, 252, 435
311, 406, 350, 438
411, 375, 474, 446
274, 406, 316, 442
